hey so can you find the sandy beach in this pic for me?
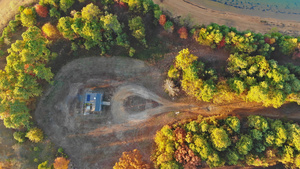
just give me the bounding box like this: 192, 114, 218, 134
153, 0, 300, 36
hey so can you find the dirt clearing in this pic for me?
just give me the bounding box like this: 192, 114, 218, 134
34, 55, 300, 169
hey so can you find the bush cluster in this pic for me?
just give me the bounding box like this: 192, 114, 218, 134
152, 115, 300, 168
168, 48, 300, 108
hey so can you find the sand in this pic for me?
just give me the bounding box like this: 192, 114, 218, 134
153, 0, 300, 36
0, 0, 38, 32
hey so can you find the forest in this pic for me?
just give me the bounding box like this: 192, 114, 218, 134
152, 115, 300, 168
0, 0, 298, 168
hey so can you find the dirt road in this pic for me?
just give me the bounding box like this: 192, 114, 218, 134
153, 0, 300, 36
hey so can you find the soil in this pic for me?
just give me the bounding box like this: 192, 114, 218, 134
153, 0, 300, 36
34, 53, 300, 169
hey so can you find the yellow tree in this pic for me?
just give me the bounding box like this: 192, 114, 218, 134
42, 23, 59, 39
25, 127, 44, 143
113, 149, 150, 169
175, 48, 197, 70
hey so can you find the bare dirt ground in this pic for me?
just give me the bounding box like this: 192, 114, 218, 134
34, 53, 300, 169
153, 0, 300, 36
0, 0, 38, 31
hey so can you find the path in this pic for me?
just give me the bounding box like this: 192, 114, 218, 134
111, 84, 195, 123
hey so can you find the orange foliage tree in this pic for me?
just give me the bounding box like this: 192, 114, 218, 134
42, 23, 59, 39
177, 27, 188, 39
53, 157, 70, 169
113, 149, 150, 169
159, 15, 166, 26
35, 4, 48, 18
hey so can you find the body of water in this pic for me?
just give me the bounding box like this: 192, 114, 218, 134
211, 0, 300, 15
189, 0, 300, 21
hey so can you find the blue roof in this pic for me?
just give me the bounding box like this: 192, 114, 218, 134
86, 94, 90, 102
95, 93, 102, 111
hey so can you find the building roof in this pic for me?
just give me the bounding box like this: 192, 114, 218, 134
85, 92, 103, 112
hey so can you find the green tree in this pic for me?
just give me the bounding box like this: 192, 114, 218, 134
3, 112, 31, 129
225, 116, 240, 133
206, 151, 225, 167
128, 16, 146, 46
210, 128, 231, 151
247, 115, 269, 132
226, 149, 240, 165
191, 135, 212, 160
81, 3, 101, 21
100, 14, 122, 34
13, 131, 26, 143
250, 129, 263, 140
57, 17, 75, 40
236, 135, 253, 155
59, 0, 75, 12
20, 7, 36, 27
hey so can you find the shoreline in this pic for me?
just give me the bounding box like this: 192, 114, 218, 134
188, 0, 300, 22
154, 0, 300, 36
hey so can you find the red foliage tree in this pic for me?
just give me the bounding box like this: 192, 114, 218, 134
159, 15, 166, 26
114, 0, 128, 8
174, 127, 187, 143
177, 27, 188, 39
174, 144, 201, 169
35, 4, 48, 18
217, 37, 226, 49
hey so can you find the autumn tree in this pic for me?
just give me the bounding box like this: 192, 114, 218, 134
174, 144, 201, 168
53, 157, 70, 169
178, 27, 188, 39
35, 4, 48, 18
159, 14, 166, 26
113, 149, 150, 169
42, 23, 59, 39
26, 127, 44, 143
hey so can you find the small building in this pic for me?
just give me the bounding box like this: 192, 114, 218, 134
83, 92, 110, 115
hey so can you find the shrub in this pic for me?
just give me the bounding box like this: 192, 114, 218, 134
159, 14, 166, 26
178, 27, 188, 39
13, 131, 26, 143
49, 7, 60, 18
